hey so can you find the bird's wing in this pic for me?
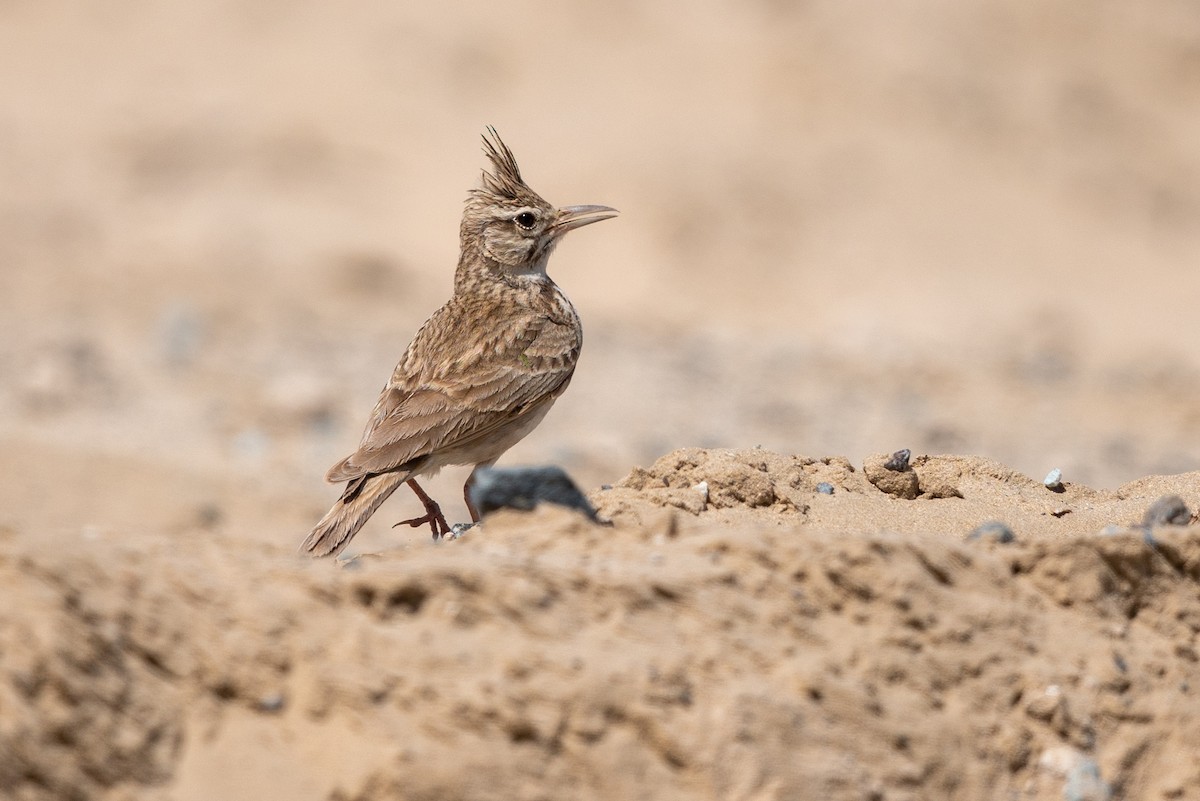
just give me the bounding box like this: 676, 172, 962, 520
325, 312, 579, 483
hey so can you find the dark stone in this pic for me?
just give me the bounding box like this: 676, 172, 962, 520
883, 449, 911, 472
967, 521, 1016, 544
1142, 494, 1192, 527
469, 465, 598, 521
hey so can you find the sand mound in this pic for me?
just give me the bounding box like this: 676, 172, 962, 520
3, 449, 1199, 801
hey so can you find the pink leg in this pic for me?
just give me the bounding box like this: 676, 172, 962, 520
463, 462, 494, 524
394, 478, 451, 540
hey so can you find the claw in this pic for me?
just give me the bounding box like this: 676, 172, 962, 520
394, 478, 453, 540
394, 511, 451, 540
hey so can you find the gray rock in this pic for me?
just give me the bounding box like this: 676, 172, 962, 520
1142, 494, 1192, 527
883, 449, 911, 471
469, 465, 598, 521
967, 521, 1016, 544
864, 452, 919, 499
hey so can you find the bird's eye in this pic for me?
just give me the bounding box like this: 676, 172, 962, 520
514, 211, 538, 229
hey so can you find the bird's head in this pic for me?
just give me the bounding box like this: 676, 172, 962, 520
459, 127, 616, 283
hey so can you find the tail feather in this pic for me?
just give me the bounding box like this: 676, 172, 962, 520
302, 473, 406, 557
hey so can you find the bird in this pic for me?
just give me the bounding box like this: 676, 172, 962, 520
301, 127, 616, 557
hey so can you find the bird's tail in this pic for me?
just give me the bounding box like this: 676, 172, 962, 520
301, 472, 407, 558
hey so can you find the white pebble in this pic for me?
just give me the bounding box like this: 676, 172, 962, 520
1044, 468, 1064, 490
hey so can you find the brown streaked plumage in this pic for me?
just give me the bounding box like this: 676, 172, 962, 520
301, 128, 616, 557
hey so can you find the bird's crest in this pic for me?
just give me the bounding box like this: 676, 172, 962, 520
476, 127, 530, 201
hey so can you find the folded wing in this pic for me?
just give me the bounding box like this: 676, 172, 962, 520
325, 313, 579, 483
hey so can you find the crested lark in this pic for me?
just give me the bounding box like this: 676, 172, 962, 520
301, 128, 616, 557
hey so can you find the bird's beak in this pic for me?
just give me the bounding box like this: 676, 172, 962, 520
553, 204, 618, 234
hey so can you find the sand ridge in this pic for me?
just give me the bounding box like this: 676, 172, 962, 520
2, 449, 1199, 800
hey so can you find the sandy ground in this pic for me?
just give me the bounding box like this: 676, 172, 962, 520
4, 449, 1200, 801
2, 1, 1200, 799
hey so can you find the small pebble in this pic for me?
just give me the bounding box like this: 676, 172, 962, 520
816, 482, 835, 495
1142, 494, 1191, 527
447, 522, 475, 540
691, 480, 709, 503
196, 503, 223, 529
1044, 468, 1064, 492
257, 693, 286, 713
1064, 758, 1112, 801
967, 521, 1016, 544
864, 453, 919, 499
883, 449, 911, 472
158, 303, 206, 368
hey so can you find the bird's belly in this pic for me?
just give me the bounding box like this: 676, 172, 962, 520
420, 401, 557, 474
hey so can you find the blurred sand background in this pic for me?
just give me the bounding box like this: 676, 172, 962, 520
3, 3, 1200, 799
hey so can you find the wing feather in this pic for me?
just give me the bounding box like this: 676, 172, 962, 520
326, 307, 578, 483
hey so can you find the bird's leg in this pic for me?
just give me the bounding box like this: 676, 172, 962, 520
462, 462, 494, 525
394, 478, 451, 540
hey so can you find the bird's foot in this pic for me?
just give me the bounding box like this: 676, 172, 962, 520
394, 502, 452, 541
